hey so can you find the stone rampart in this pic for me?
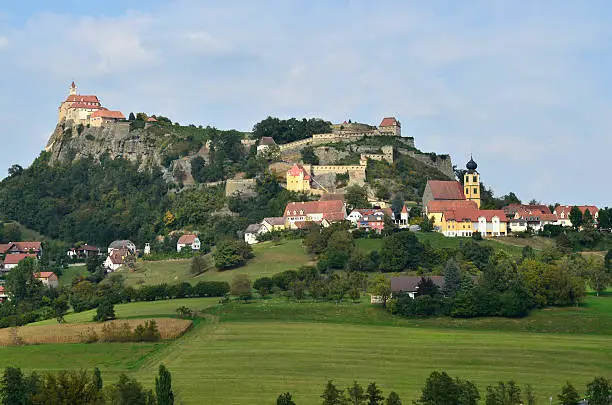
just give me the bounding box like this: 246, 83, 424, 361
312, 164, 366, 175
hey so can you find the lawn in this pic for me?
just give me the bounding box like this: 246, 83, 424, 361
59, 265, 87, 285
2, 294, 611, 404
120, 239, 312, 287
31, 297, 220, 326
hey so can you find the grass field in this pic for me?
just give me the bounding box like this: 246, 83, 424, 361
1, 293, 611, 404
117, 239, 312, 287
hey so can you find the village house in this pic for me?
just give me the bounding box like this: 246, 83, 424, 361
104, 249, 130, 272
391, 276, 446, 299
439, 209, 508, 237
347, 208, 393, 225
426, 200, 479, 229
244, 223, 268, 245
108, 240, 136, 255
261, 217, 286, 232
553, 205, 599, 227
177, 234, 201, 252
284, 200, 346, 229
2, 253, 37, 271
67, 244, 101, 259
503, 204, 551, 218
357, 214, 385, 233
35, 272, 59, 289
0, 241, 43, 257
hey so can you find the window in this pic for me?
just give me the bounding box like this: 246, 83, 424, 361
473, 188, 478, 194
465, 188, 469, 195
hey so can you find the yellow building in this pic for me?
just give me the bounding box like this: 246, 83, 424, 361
439, 209, 508, 237
286, 164, 311, 192
426, 200, 478, 229
463, 156, 481, 208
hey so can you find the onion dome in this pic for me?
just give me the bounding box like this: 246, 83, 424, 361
466, 156, 477, 171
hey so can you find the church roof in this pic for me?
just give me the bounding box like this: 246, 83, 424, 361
426, 180, 465, 201
427, 200, 478, 213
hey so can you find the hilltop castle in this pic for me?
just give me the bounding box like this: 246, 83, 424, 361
58, 82, 125, 127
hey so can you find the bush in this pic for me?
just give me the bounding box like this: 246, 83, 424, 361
133, 320, 161, 342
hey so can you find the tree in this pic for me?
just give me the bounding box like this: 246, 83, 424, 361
321, 380, 345, 405
587, 260, 611, 296
7, 164, 23, 177
2, 223, 22, 243
346, 185, 369, 210
557, 382, 580, 405
485, 381, 522, 405
346, 381, 366, 405
583, 209, 595, 229
108, 373, 154, 405
605, 249, 612, 272
230, 274, 252, 301
569, 206, 583, 230
420, 215, 434, 232
128, 112, 136, 121
53, 296, 70, 324
586, 376, 611, 405
597, 207, 611, 230
213, 240, 254, 269
155, 365, 174, 405
366, 382, 384, 405
442, 259, 461, 297
5, 257, 43, 303
277, 392, 296, 405
379, 231, 424, 272
414, 371, 479, 405
524, 385, 536, 405
93, 368, 103, 392
370, 274, 391, 308
301, 146, 319, 165
385, 392, 401, 405
190, 254, 207, 275
416, 277, 441, 297
0, 367, 29, 405
253, 277, 274, 298
93, 300, 116, 322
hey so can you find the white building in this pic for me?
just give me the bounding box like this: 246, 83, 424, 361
177, 234, 201, 252
244, 223, 267, 245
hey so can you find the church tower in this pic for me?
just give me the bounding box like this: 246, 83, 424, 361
463, 156, 480, 208
69, 81, 77, 96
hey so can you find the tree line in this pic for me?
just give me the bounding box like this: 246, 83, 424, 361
0, 365, 175, 405
275, 371, 611, 405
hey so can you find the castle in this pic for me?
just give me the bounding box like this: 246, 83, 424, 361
58, 82, 125, 127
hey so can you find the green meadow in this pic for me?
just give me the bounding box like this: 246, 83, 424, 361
1, 293, 611, 404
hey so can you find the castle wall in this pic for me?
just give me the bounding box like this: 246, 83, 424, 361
312, 164, 366, 175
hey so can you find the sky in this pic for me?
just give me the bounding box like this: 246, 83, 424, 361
1, 0, 611, 207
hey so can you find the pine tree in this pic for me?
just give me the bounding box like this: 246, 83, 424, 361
0, 367, 28, 405
442, 259, 461, 297
385, 391, 401, 405
321, 380, 344, 405
155, 364, 174, 405
366, 382, 384, 405
557, 382, 580, 405
346, 381, 366, 405
277, 392, 296, 405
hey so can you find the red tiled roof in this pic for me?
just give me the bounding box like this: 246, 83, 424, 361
427, 180, 465, 200
13, 242, 42, 251
262, 217, 285, 226
319, 193, 345, 202
504, 204, 551, 215
178, 234, 198, 244
66, 95, 100, 103
35, 272, 57, 279
4, 253, 37, 265
554, 205, 599, 217
287, 164, 310, 180
147, 117, 158, 122
444, 209, 507, 222
401, 205, 408, 214
0, 243, 15, 254
259, 137, 276, 145
78, 245, 99, 252
90, 110, 125, 119
284, 200, 345, 219
379, 117, 400, 127
108, 249, 129, 265
427, 200, 478, 213
0, 286, 4, 294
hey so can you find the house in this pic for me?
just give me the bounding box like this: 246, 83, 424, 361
553, 205, 599, 227
0, 243, 15, 257
347, 208, 393, 225
503, 204, 551, 218
35, 272, 59, 289
286, 163, 311, 192
89, 110, 125, 127
244, 223, 267, 245
439, 209, 508, 237
68, 244, 101, 259
177, 234, 201, 252
11, 241, 43, 257
284, 200, 346, 229
261, 217, 286, 232
256, 137, 277, 154
391, 276, 446, 299
509, 218, 528, 233
104, 249, 130, 272
426, 200, 479, 229
3, 253, 37, 270
0, 286, 7, 302
512, 212, 558, 232
357, 214, 385, 233
108, 240, 136, 254
378, 117, 401, 136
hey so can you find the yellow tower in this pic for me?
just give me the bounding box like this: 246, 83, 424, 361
463, 156, 480, 208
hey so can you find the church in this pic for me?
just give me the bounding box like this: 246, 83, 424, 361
423, 156, 508, 237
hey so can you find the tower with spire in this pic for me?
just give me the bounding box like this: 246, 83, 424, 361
463, 155, 481, 208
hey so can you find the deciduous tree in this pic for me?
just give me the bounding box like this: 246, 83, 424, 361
586, 376, 611, 405
276, 392, 296, 405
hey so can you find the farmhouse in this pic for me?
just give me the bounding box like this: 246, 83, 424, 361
244, 223, 267, 245
347, 208, 393, 225
553, 205, 599, 227
67, 244, 101, 259
3, 253, 37, 271
261, 217, 286, 232
35, 272, 59, 289
391, 276, 446, 298
284, 200, 346, 229
177, 234, 201, 252
104, 249, 130, 272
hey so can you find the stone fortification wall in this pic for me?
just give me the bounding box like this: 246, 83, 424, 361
225, 179, 257, 197
278, 138, 313, 152
312, 164, 366, 175
279, 129, 398, 153
406, 151, 454, 179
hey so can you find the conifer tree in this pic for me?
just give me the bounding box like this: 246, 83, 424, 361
321, 380, 344, 405
557, 382, 579, 405
385, 391, 401, 405
155, 364, 174, 405
276, 392, 296, 405
442, 259, 461, 297
93, 367, 103, 391
366, 382, 384, 405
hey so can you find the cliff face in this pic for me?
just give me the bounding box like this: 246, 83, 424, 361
46, 122, 163, 171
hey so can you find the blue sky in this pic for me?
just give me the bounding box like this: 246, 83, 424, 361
1, 0, 611, 206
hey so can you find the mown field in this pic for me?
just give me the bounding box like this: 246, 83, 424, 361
1, 293, 611, 404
